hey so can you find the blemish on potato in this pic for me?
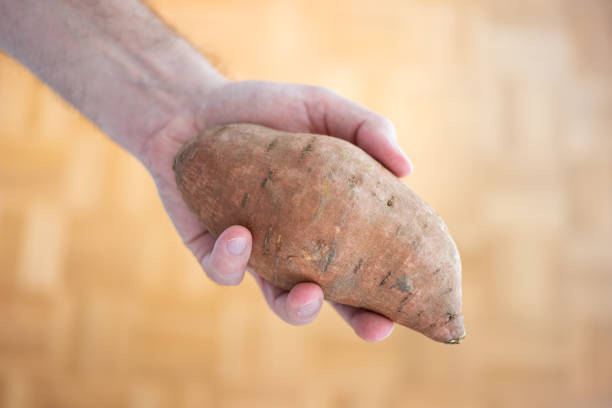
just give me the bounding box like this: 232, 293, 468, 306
301, 249, 312, 261
263, 226, 273, 254
261, 169, 274, 188
352, 258, 364, 274
312, 179, 329, 223
348, 175, 362, 189
411, 236, 422, 251
397, 294, 412, 313
393, 275, 413, 293
379, 270, 392, 286
322, 246, 336, 273
300, 137, 316, 159
273, 235, 283, 284
273, 251, 280, 284
266, 138, 278, 152
241, 192, 249, 208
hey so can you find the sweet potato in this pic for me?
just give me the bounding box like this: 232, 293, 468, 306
173, 124, 465, 343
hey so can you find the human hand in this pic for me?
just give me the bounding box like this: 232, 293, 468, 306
1, 0, 411, 341
143, 80, 413, 342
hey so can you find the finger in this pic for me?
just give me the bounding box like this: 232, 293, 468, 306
152, 165, 252, 286
330, 301, 394, 342
303, 87, 413, 177
195, 225, 252, 285
248, 268, 324, 325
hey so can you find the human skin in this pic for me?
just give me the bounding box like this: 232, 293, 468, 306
0, 0, 414, 341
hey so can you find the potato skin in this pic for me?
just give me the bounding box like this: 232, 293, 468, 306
174, 124, 465, 343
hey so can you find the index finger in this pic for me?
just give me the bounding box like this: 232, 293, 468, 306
302, 87, 413, 177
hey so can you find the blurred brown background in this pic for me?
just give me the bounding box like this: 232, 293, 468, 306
1, 0, 611, 407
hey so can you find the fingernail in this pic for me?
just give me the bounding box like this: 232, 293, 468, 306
391, 141, 413, 173
227, 237, 246, 255
297, 298, 321, 317
404, 154, 414, 174
386, 132, 411, 165
379, 324, 394, 341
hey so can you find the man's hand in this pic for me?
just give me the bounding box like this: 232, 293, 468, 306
143, 80, 413, 342
1, 0, 413, 342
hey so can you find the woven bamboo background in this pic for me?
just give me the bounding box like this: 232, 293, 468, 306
1, 0, 611, 407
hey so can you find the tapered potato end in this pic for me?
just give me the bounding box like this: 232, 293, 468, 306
430, 314, 466, 344
404, 226, 465, 344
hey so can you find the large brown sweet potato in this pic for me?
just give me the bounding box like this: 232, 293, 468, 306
173, 124, 465, 343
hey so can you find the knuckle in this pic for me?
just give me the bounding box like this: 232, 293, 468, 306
202, 255, 241, 285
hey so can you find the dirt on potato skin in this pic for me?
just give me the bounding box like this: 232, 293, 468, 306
174, 124, 465, 344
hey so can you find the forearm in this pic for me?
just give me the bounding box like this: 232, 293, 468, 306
0, 0, 225, 158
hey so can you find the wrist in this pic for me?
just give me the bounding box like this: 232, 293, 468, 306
137, 72, 232, 181
103, 38, 229, 163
